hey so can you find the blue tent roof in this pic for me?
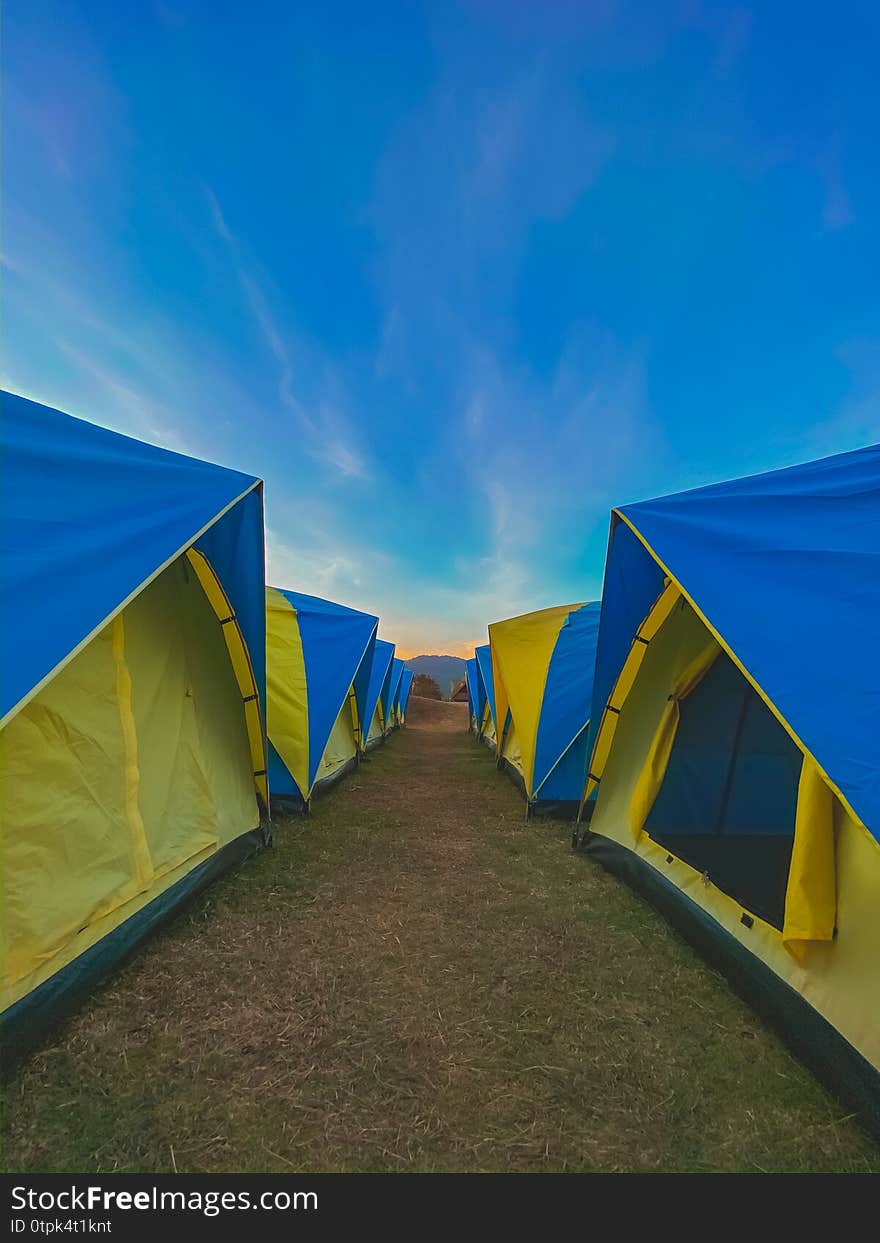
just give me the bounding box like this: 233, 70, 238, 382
592, 443, 880, 838
351, 630, 378, 734
379, 647, 398, 721
1, 390, 265, 725
386, 657, 405, 727
533, 602, 600, 796
363, 639, 395, 731
465, 657, 478, 721
399, 668, 414, 715
474, 644, 496, 727
271, 588, 378, 791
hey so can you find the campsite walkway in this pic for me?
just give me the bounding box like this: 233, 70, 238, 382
5, 699, 878, 1172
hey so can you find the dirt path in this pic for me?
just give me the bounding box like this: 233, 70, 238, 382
4, 698, 878, 1172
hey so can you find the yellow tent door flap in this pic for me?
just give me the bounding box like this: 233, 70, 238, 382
314, 691, 359, 789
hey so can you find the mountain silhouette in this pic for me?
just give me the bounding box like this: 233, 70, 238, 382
404, 654, 467, 698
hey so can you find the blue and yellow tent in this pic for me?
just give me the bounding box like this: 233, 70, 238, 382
266, 589, 378, 810
1, 392, 267, 1057
362, 639, 396, 748
581, 444, 880, 1129
459, 666, 474, 730
474, 643, 497, 748
465, 656, 484, 735
385, 657, 405, 734
393, 663, 412, 728
398, 668, 414, 725
489, 602, 600, 816
377, 645, 399, 736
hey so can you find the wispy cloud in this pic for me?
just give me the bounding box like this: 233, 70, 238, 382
449, 324, 662, 619
206, 188, 311, 427
56, 340, 191, 453
801, 340, 880, 457
205, 186, 235, 246
370, 54, 615, 390
711, 6, 753, 79
360, 41, 632, 642
152, 2, 186, 32
816, 143, 854, 231
237, 270, 303, 421
265, 490, 536, 655
312, 435, 371, 481
204, 186, 371, 483
266, 511, 394, 617
1, 249, 276, 473
4, 13, 129, 187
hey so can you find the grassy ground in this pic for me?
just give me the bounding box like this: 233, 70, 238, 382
4, 697, 878, 1173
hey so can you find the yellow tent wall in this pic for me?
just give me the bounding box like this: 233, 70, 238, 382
366, 701, 384, 748
2, 554, 259, 1014
480, 702, 497, 749
265, 588, 310, 799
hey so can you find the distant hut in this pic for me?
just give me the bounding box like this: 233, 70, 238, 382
449, 679, 469, 703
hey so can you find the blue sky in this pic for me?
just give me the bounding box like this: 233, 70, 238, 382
5, 1, 879, 655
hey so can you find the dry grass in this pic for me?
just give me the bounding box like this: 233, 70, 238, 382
3, 697, 878, 1172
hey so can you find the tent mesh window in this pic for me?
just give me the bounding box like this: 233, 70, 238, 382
644, 652, 803, 929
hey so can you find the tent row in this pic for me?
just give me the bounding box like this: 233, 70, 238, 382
267, 599, 410, 811
468, 442, 880, 1132
0, 392, 412, 1058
